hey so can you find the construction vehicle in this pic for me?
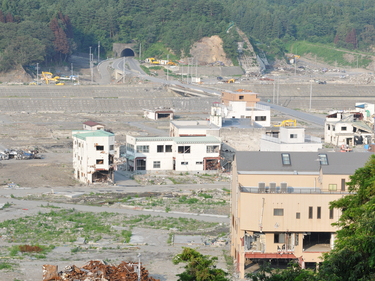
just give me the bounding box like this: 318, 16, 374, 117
41, 72, 60, 84
227, 79, 235, 83
274, 119, 297, 127
167, 61, 178, 66
145, 57, 160, 65
56, 82, 65, 86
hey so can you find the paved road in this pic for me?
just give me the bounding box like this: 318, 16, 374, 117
112, 57, 221, 96
259, 101, 325, 126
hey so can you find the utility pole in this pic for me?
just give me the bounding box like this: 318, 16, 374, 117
139, 43, 142, 61
181, 65, 183, 82
272, 80, 275, 103
167, 54, 169, 81
187, 59, 189, 83
309, 81, 312, 111
89, 46, 93, 83
137, 253, 141, 281
98, 41, 100, 64
36, 63, 39, 85
71, 63, 73, 77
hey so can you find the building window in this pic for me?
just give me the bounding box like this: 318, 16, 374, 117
206, 145, 219, 153
273, 209, 284, 216
136, 159, 146, 170
341, 126, 347, 131
153, 161, 161, 168
296, 212, 300, 219
329, 184, 337, 191
178, 146, 191, 154
308, 206, 313, 219
96, 159, 104, 164
165, 145, 172, 152
181, 162, 188, 165
318, 154, 329, 165
332, 125, 335, 131
255, 116, 266, 121
274, 233, 285, 243
329, 208, 334, 219
295, 234, 299, 246
341, 179, 346, 191
290, 134, 297, 138
110, 145, 114, 150
239, 95, 244, 100
281, 153, 291, 165
136, 145, 149, 153
127, 143, 134, 153
96, 145, 104, 151
157, 145, 164, 153
317, 206, 321, 219
196, 161, 203, 165
327, 124, 330, 130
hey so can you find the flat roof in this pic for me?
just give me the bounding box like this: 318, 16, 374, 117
236, 151, 371, 175
73, 130, 114, 140
170, 120, 220, 130
133, 136, 221, 144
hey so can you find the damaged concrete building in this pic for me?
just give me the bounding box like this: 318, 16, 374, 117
325, 102, 375, 146
72, 129, 115, 184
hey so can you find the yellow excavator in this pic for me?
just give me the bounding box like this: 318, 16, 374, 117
274, 119, 297, 127
145, 57, 160, 65
41, 72, 60, 84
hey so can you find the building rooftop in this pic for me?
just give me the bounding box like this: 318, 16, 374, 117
170, 120, 220, 130
73, 130, 114, 140
236, 151, 371, 175
133, 136, 221, 144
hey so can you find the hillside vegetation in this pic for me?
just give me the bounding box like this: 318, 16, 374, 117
0, 0, 375, 71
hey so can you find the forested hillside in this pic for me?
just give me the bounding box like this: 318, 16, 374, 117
0, 0, 375, 71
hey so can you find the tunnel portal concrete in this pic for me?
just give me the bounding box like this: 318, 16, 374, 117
113, 43, 137, 58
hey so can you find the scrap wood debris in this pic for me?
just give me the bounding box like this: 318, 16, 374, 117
43, 260, 160, 281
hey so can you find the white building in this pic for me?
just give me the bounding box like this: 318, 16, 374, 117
209, 101, 270, 128
261, 127, 322, 151
72, 130, 115, 184
144, 108, 174, 120
125, 135, 221, 172
325, 104, 374, 146
82, 121, 105, 131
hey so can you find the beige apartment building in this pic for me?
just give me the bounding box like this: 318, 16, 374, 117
230, 151, 371, 278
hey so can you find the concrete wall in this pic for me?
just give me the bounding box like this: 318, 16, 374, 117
215, 127, 266, 152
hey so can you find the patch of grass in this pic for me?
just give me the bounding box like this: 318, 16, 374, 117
0, 262, 13, 270
199, 193, 213, 199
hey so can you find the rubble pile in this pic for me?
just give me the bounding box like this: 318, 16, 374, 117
43, 260, 160, 281
348, 73, 375, 84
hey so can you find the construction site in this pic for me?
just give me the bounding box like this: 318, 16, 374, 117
1, 47, 375, 280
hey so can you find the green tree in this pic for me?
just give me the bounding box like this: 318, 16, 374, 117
173, 247, 229, 281
318, 154, 375, 281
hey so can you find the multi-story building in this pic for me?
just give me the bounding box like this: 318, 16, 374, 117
72, 130, 115, 184
125, 135, 221, 172
325, 103, 374, 146
260, 127, 322, 151
222, 90, 260, 107
230, 151, 370, 278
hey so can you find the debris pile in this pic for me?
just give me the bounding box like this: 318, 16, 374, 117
0, 148, 41, 160
43, 260, 160, 281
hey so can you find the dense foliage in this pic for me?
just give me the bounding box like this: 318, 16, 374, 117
173, 247, 229, 281
0, 0, 375, 70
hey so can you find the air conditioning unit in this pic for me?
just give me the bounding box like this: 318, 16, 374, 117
258, 182, 266, 193
280, 182, 287, 193
269, 182, 276, 193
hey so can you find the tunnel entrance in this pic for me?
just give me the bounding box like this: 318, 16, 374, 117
120, 48, 135, 57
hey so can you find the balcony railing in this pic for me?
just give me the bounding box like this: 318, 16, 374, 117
240, 186, 349, 194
